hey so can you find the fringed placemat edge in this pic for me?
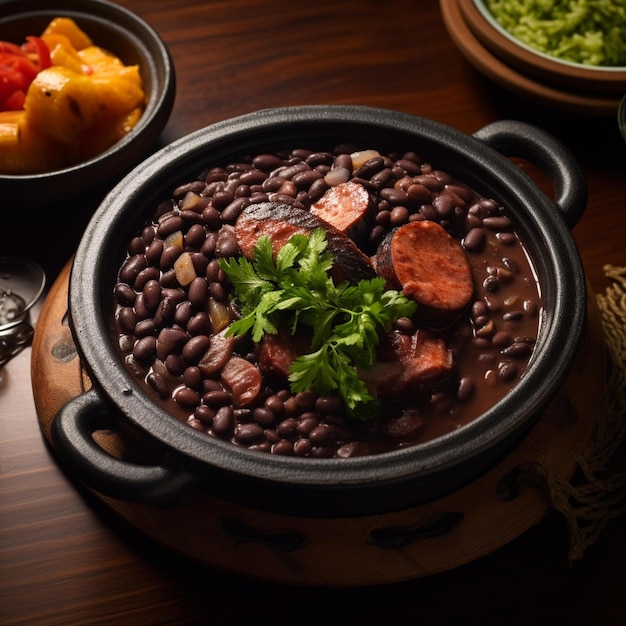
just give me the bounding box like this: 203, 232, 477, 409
551, 264, 626, 560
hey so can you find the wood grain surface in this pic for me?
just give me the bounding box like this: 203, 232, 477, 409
2, 1, 626, 624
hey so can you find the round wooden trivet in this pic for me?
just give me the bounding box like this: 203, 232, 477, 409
31, 260, 607, 586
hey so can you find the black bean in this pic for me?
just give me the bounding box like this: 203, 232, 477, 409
445, 183, 474, 203
309, 424, 334, 444
370, 168, 394, 189
220, 197, 248, 223
297, 415, 319, 436
157, 215, 183, 238
156, 327, 188, 360
174, 180, 206, 197
147, 372, 169, 399
315, 395, 343, 414
307, 177, 329, 202
498, 360, 518, 381
160, 245, 181, 271
501, 342, 532, 358
142, 279, 162, 312
188, 277, 208, 308
265, 395, 285, 415
252, 153, 283, 171
333, 153, 353, 171
523, 299, 538, 316
154, 296, 175, 328
496, 232, 517, 245
173, 300, 193, 326
119, 254, 148, 284
146, 242, 166, 271
483, 216, 512, 231
235, 422, 264, 444
182, 335, 211, 364
133, 336, 157, 361
205, 167, 228, 183
463, 227, 486, 252
183, 366, 203, 390
187, 311, 211, 336
433, 193, 455, 218
211, 406, 234, 437
380, 187, 408, 205
114, 283, 136, 307
134, 318, 156, 338
295, 390, 318, 410
203, 390, 232, 406
194, 404, 215, 425
390, 206, 409, 226
238, 168, 268, 186
292, 169, 323, 190
117, 306, 137, 334
272, 440, 295, 455
294, 438, 312, 456
214, 228, 239, 258
165, 353, 186, 376
174, 387, 201, 410
415, 174, 442, 192
253, 407, 276, 427
128, 236, 146, 256
277, 417, 298, 438
483, 276, 499, 292
395, 158, 421, 175
353, 156, 385, 179
457, 377, 474, 402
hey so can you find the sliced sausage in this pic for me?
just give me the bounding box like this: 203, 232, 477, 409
197, 327, 236, 376
310, 181, 373, 242
234, 202, 375, 282
220, 356, 263, 407
256, 327, 312, 382
364, 329, 453, 398
375, 220, 473, 327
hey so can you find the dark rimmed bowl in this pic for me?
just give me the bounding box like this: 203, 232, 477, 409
51, 105, 588, 518
0, 0, 176, 207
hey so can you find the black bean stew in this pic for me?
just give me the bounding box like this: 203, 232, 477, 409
113, 145, 542, 457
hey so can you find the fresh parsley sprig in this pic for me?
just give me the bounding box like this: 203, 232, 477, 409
219, 229, 416, 419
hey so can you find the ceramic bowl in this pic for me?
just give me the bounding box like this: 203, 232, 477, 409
50, 105, 588, 518
0, 0, 176, 207
463, 0, 626, 94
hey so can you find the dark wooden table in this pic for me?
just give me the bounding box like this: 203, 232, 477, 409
2, 1, 625, 624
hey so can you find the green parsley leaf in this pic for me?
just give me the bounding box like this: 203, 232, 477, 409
219, 230, 417, 419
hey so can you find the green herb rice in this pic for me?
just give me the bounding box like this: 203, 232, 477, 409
484, 0, 626, 67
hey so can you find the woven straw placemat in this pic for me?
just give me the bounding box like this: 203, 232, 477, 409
542, 265, 626, 560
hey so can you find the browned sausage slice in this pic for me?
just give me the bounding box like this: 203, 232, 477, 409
362, 329, 453, 398
375, 220, 473, 326
310, 181, 373, 242
256, 327, 312, 382
220, 356, 262, 407
234, 202, 375, 282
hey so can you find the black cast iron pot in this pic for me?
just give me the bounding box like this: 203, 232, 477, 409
51, 106, 588, 518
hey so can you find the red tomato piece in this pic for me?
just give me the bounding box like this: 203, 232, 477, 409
0, 36, 51, 111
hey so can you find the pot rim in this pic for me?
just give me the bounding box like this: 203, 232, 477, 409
69, 104, 586, 489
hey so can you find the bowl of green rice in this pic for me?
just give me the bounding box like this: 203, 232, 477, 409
463, 0, 626, 93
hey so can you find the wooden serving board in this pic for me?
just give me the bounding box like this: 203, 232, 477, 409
31, 260, 607, 586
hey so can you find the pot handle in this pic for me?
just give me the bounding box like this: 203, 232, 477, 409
473, 120, 587, 229
51, 388, 196, 503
